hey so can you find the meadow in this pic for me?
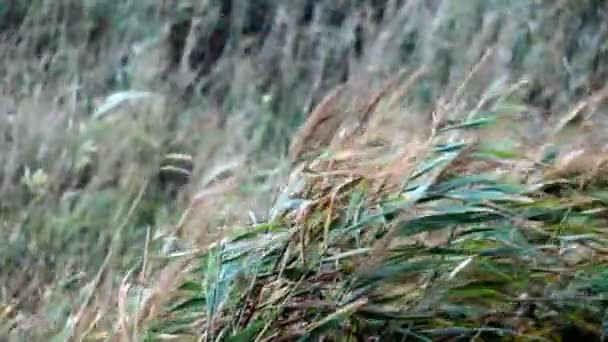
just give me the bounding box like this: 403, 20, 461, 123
2, 1, 608, 340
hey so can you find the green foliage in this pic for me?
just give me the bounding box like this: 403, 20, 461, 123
152, 118, 608, 340
2, 0, 608, 340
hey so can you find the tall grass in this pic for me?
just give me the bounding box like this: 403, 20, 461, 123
138, 61, 608, 341
1, 0, 608, 339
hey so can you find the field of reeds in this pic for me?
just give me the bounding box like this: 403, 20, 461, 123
2, 1, 608, 340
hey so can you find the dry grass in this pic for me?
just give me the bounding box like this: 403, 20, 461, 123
142, 75, 608, 340
2, 0, 608, 340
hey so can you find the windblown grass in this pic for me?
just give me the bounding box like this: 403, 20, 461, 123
105, 77, 608, 341
2, 0, 608, 340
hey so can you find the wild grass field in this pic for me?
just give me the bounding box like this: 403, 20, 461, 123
2, 0, 608, 340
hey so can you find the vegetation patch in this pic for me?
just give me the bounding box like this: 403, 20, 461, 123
2, 0, 608, 341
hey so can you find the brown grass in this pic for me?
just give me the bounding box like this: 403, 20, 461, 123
3, 0, 608, 339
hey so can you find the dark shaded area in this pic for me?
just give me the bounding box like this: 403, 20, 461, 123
171, 0, 391, 102
158, 0, 608, 116
0, 2, 29, 33
164, 14, 192, 77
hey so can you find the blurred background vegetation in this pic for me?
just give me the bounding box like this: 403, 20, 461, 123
1, 0, 608, 340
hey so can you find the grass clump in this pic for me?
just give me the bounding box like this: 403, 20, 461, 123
133, 77, 608, 341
